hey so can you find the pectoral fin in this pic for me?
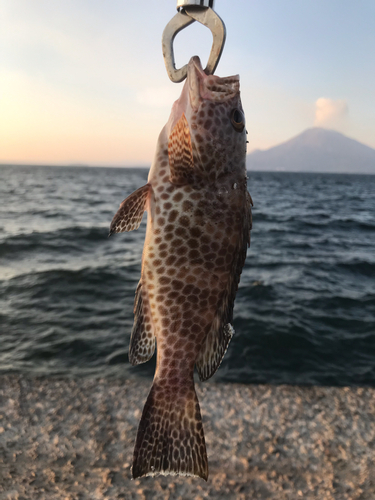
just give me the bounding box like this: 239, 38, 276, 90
168, 113, 194, 185
109, 183, 150, 236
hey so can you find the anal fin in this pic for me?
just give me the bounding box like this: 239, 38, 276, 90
196, 319, 234, 382
109, 183, 150, 236
129, 281, 155, 365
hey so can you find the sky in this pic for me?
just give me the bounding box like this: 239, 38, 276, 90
1, 0, 375, 166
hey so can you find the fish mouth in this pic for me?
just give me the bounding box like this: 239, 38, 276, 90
187, 56, 240, 111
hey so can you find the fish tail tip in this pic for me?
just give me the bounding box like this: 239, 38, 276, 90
131, 464, 208, 481
132, 379, 208, 480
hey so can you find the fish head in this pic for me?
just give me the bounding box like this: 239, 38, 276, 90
167, 56, 247, 182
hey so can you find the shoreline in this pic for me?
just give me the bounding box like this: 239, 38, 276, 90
0, 375, 374, 499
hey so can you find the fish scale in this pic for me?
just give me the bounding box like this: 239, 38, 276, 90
110, 56, 252, 479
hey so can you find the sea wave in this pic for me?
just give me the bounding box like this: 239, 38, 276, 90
1, 167, 375, 386
0, 226, 110, 258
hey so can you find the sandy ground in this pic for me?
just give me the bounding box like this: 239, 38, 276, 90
0, 375, 374, 500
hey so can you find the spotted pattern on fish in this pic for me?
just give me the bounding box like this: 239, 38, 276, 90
110, 56, 252, 480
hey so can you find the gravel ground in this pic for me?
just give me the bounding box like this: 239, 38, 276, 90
0, 375, 374, 500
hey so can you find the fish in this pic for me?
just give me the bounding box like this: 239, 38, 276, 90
109, 56, 252, 480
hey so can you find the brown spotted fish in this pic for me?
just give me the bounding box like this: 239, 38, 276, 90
109, 56, 252, 480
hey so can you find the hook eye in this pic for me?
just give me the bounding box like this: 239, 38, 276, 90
162, 7, 226, 83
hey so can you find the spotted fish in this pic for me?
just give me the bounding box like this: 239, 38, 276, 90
109, 56, 252, 480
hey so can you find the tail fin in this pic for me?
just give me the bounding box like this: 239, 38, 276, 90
132, 379, 208, 480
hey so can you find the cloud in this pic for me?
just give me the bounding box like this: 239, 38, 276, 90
314, 98, 348, 128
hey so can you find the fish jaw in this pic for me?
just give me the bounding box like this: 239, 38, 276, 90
187, 56, 240, 110
167, 56, 241, 133
149, 56, 247, 187
164, 56, 247, 183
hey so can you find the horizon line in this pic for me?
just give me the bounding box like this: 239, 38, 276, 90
1, 163, 374, 176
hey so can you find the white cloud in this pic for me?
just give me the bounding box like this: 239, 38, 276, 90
314, 97, 348, 129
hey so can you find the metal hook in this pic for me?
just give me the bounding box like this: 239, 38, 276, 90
162, 4, 226, 83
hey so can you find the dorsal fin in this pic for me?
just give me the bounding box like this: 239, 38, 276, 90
168, 113, 194, 185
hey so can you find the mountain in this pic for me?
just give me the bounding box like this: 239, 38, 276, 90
247, 128, 375, 174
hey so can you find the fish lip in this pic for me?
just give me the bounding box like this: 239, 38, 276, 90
187, 56, 240, 111
187, 56, 206, 112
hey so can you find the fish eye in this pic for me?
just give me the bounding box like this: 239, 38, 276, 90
231, 109, 245, 132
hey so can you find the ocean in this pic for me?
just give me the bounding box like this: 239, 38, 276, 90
1, 165, 374, 386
